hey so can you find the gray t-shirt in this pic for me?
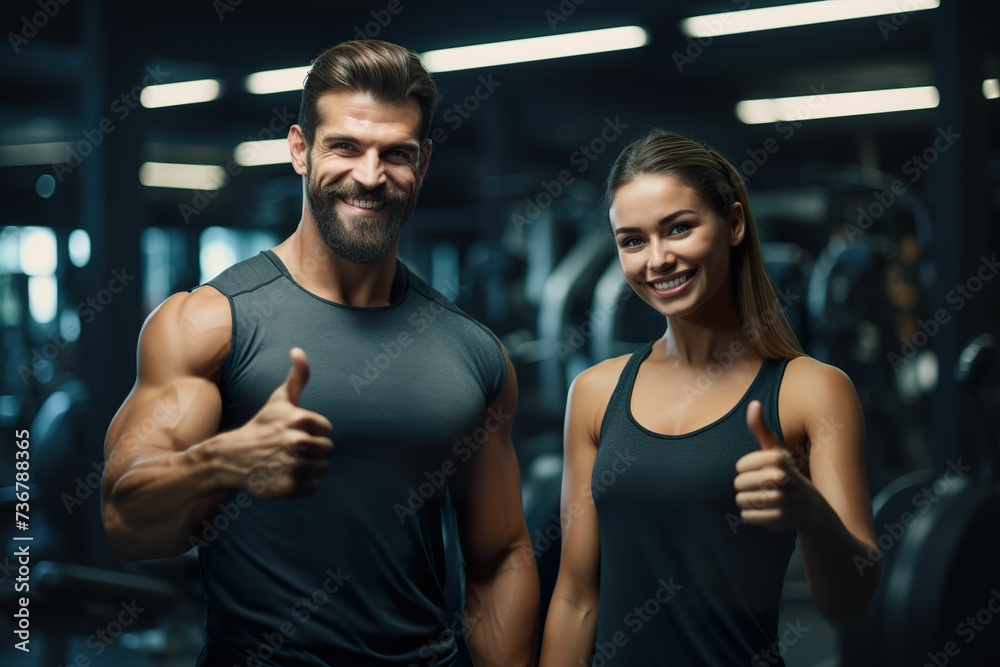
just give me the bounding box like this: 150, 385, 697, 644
193, 250, 507, 667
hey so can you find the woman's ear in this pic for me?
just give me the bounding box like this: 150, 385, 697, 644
729, 201, 747, 246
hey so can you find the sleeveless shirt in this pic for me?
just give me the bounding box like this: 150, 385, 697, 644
192, 250, 507, 667
591, 340, 796, 665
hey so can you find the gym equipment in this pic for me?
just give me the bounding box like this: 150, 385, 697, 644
840, 334, 1000, 665
880, 334, 1000, 666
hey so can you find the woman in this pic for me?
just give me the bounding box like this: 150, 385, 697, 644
539, 130, 880, 665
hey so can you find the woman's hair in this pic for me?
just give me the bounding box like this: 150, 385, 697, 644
605, 129, 804, 360
298, 40, 440, 147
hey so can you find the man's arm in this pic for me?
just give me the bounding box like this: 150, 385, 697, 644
102, 287, 333, 561
453, 349, 539, 666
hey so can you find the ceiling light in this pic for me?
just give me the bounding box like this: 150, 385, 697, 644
736, 85, 939, 124
138, 162, 227, 190
984, 79, 1000, 100
682, 0, 939, 38
420, 26, 648, 73
141, 79, 221, 108
234, 139, 290, 166
245, 66, 310, 95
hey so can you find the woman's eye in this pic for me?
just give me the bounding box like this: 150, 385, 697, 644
669, 223, 691, 235
621, 237, 642, 248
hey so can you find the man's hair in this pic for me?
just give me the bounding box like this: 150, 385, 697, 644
297, 40, 440, 146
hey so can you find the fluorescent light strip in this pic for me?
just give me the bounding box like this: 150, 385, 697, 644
682, 0, 939, 38
736, 85, 939, 124
245, 65, 310, 95
234, 139, 290, 166
139, 162, 227, 190
0, 141, 73, 166
141, 79, 221, 108
984, 79, 1000, 100
420, 26, 648, 73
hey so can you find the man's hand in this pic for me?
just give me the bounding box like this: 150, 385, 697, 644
216, 347, 334, 499
734, 400, 820, 532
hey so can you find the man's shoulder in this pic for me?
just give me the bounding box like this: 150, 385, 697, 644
201, 251, 283, 297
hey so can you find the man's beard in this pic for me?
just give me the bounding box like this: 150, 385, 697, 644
306, 173, 417, 265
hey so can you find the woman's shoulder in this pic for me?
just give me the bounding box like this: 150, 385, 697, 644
781, 355, 860, 412
572, 352, 633, 398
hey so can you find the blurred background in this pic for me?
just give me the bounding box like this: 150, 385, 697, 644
1, 0, 999, 665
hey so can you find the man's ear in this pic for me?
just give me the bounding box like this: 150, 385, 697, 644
417, 138, 433, 185
729, 201, 746, 246
288, 125, 309, 176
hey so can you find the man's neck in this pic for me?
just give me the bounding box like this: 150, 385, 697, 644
272, 224, 400, 308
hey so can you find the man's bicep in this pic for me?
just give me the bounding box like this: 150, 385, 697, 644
454, 350, 528, 567
104, 290, 229, 476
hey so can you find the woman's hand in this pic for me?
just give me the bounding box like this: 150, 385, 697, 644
734, 400, 822, 532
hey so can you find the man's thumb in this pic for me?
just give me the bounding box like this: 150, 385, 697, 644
277, 347, 310, 404
746, 400, 779, 450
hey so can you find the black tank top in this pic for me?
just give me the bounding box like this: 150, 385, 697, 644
192, 250, 507, 667
591, 340, 796, 665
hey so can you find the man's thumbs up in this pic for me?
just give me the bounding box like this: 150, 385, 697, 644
746, 399, 780, 451
274, 347, 310, 405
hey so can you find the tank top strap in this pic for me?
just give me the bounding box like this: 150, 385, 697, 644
599, 340, 655, 440
749, 356, 792, 447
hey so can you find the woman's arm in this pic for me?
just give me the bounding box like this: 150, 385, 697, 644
735, 358, 879, 624
539, 361, 617, 666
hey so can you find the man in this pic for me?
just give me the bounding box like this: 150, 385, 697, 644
101, 40, 538, 666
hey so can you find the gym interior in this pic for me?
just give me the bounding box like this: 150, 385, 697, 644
1, 0, 999, 665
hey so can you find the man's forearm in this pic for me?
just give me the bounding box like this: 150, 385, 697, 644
464, 543, 539, 667
103, 436, 235, 561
